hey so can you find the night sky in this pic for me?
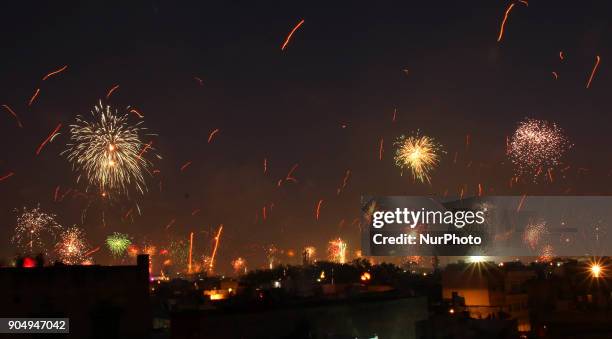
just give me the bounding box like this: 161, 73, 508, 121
1, 1, 611, 272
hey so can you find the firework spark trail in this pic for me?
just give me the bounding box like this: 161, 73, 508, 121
42, 65, 68, 81
478, 183, 483, 197
36, 123, 62, 155
191, 209, 201, 216
559, 51, 564, 60
180, 161, 192, 172
497, 3, 516, 42
106, 84, 120, 99
465, 134, 471, 150
0, 172, 14, 182
122, 208, 133, 220
165, 219, 175, 229
394, 132, 444, 183
379, 138, 384, 160
2, 104, 23, 128
63, 102, 155, 196
552, 71, 558, 80
286, 163, 298, 178
337, 169, 351, 195
53, 185, 60, 201
194, 77, 204, 86
28, 88, 40, 106
281, 19, 305, 51
209, 225, 223, 273
56, 226, 90, 264
129, 108, 144, 118
586, 55, 601, 89
83, 246, 100, 257
280, 163, 299, 185
392, 108, 397, 123
138, 141, 153, 157
508, 118, 570, 178
547, 168, 554, 183
59, 188, 72, 202
263, 158, 268, 174
315, 199, 324, 221
516, 194, 527, 213
207, 128, 220, 143
188, 232, 194, 273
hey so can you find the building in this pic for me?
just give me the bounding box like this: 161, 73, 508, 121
171, 295, 428, 339
442, 261, 534, 332
0, 255, 151, 339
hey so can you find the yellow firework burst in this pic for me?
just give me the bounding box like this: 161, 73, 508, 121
394, 132, 444, 183
63, 101, 158, 197
56, 226, 90, 265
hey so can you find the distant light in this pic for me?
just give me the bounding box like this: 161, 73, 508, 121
22, 257, 36, 268
449, 308, 455, 314
360, 272, 371, 281
590, 263, 603, 278
210, 293, 225, 300
273, 281, 281, 288
469, 256, 486, 263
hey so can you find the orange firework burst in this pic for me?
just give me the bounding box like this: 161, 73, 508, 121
394, 132, 444, 183
303, 246, 316, 264
328, 238, 347, 264
56, 226, 91, 264
231, 257, 247, 275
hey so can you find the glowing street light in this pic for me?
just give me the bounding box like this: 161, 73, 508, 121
590, 263, 602, 278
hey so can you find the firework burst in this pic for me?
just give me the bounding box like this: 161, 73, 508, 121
508, 118, 571, 178
63, 101, 158, 197
231, 257, 247, 275
328, 238, 347, 264
12, 206, 63, 256
303, 246, 316, 264
106, 232, 131, 258
394, 132, 444, 183
523, 220, 547, 250
266, 244, 278, 269
169, 238, 189, 269
56, 226, 90, 264
538, 244, 555, 262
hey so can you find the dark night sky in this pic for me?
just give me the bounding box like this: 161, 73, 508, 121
0, 1, 611, 272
